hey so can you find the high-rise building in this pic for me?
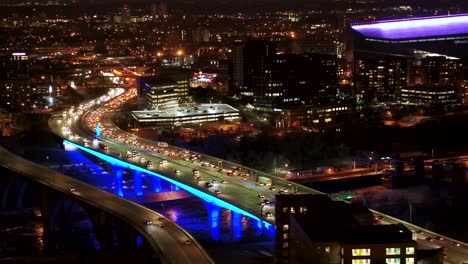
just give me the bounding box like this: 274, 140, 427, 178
354, 56, 407, 102
151, 0, 167, 17
0, 52, 32, 111
119, 4, 131, 24
229, 40, 277, 101
420, 56, 464, 87
252, 53, 338, 110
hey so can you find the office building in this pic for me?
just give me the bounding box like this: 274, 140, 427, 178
230, 40, 277, 100
151, 0, 167, 17
252, 53, 338, 110
275, 194, 416, 264
400, 85, 460, 106
354, 56, 407, 101
137, 76, 188, 110
420, 56, 464, 87
0, 52, 32, 111
274, 104, 350, 128
132, 104, 240, 126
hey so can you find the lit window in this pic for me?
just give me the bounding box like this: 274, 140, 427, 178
283, 207, 288, 213
405, 247, 414, 255
290, 207, 295, 214
283, 242, 288, 249
283, 233, 288, 240
386, 248, 401, 255
386, 258, 400, 264
299, 207, 308, 214
405, 258, 414, 264
352, 259, 370, 264
352, 248, 371, 256
283, 225, 289, 231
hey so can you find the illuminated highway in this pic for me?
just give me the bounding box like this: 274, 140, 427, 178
49, 88, 468, 264
49, 88, 324, 228
0, 145, 214, 264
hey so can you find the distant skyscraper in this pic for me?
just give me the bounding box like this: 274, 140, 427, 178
229, 40, 277, 100
0, 52, 32, 111
354, 56, 407, 102
421, 56, 464, 87
151, 0, 167, 17
119, 4, 131, 24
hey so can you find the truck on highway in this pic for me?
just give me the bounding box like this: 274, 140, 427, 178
157, 142, 169, 147
256, 176, 272, 186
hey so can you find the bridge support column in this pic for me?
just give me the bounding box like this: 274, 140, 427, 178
152, 176, 161, 193
231, 211, 242, 240
39, 186, 60, 253
203, 202, 221, 241
112, 165, 124, 197
133, 171, 143, 196
91, 210, 116, 251
256, 220, 263, 235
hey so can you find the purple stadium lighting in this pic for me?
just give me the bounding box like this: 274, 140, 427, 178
351, 14, 468, 40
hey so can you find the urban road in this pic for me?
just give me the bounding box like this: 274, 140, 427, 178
49, 88, 468, 264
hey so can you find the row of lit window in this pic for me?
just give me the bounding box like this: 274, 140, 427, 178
282, 206, 308, 214
351, 258, 414, 264
352, 247, 414, 256
401, 89, 454, 94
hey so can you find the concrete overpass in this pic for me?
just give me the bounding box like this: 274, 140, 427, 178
0, 145, 214, 264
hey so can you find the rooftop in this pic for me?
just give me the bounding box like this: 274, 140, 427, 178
132, 103, 239, 120
351, 14, 468, 40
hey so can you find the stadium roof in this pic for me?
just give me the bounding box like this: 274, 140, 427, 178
351, 14, 468, 40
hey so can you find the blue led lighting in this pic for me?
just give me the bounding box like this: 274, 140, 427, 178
206, 204, 221, 241
96, 123, 101, 137
134, 170, 143, 196
232, 211, 242, 240
153, 177, 161, 193
63, 140, 270, 226
113, 165, 124, 197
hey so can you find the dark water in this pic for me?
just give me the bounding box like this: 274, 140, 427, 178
306, 174, 383, 193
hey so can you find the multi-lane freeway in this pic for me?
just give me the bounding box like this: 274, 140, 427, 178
0, 145, 214, 264
49, 87, 468, 264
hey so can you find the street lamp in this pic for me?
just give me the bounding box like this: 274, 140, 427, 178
260, 203, 267, 215
408, 200, 413, 224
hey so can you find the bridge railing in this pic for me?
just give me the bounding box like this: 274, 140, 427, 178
370, 209, 468, 248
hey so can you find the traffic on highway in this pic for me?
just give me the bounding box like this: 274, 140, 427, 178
49, 87, 468, 264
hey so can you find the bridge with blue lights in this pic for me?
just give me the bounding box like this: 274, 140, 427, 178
0, 145, 214, 264
49, 88, 324, 238
48, 88, 468, 264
